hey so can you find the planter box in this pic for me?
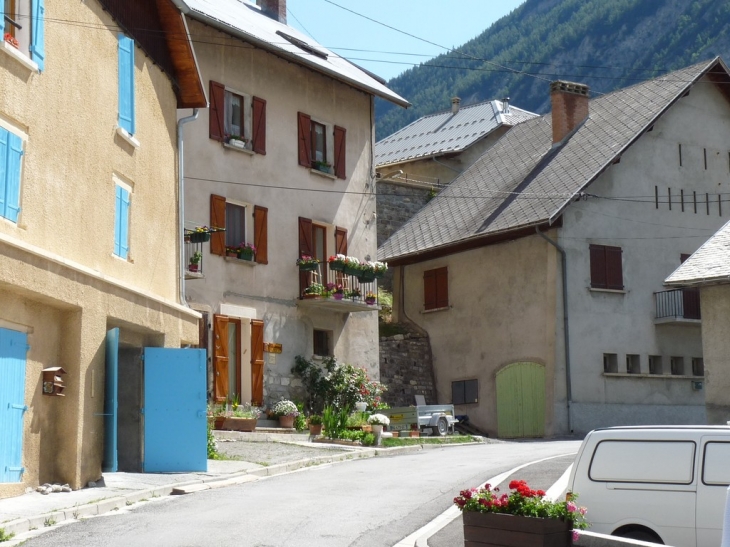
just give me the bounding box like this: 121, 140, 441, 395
462, 512, 571, 547
299, 263, 319, 272
221, 417, 257, 432
329, 261, 345, 272
189, 232, 210, 243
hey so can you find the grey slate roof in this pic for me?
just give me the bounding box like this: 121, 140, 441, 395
176, 0, 409, 107
665, 220, 730, 286
379, 58, 724, 262
375, 100, 537, 168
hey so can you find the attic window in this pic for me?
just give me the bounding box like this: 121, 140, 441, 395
276, 31, 328, 60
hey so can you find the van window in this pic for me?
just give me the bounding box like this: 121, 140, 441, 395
590, 441, 695, 484
703, 442, 730, 485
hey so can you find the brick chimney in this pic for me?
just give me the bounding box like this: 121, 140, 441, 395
550, 81, 589, 144
257, 0, 286, 24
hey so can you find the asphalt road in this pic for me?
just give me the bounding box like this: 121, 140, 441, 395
21, 440, 580, 547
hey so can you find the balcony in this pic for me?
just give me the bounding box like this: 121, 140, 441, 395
297, 265, 380, 313
654, 288, 701, 325
183, 227, 224, 280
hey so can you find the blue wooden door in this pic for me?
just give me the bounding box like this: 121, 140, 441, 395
0, 328, 28, 483
143, 348, 207, 472
103, 328, 119, 473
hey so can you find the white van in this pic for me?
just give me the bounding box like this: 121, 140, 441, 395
567, 426, 730, 546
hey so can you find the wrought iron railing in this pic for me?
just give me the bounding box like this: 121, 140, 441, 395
655, 288, 701, 320
300, 264, 380, 307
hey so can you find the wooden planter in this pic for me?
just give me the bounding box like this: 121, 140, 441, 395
462, 512, 571, 547
213, 416, 226, 430
221, 417, 257, 432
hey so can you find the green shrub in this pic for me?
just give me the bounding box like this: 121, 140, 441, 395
322, 405, 349, 439
207, 422, 220, 460
346, 411, 369, 427
294, 401, 307, 431
0, 528, 14, 543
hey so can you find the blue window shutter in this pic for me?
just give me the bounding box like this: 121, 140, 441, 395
0, 4, 5, 34
30, 0, 46, 71
5, 133, 23, 223
119, 187, 130, 259
0, 328, 29, 483
0, 128, 7, 219
114, 185, 122, 257
117, 35, 135, 135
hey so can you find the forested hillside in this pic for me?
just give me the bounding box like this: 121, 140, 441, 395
376, 0, 730, 139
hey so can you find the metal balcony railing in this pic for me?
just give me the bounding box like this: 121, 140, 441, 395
655, 288, 701, 321
298, 264, 381, 311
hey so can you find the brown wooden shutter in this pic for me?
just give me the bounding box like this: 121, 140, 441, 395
424, 269, 436, 310
253, 205, 268, 264
589, 244, 607, 289
213, 315, 229, 402
252, 96, 267, 155
435, 267, 449, 308
209, 81, 225, 142
297, 112, 312, 167
335, 226, 347, 255
298, 217, 313, 295
334, 125, 346, 179
210, 194, 226, 256
250, 319, 264, 406
605, 246, 623, 290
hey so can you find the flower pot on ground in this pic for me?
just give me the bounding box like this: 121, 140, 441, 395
272, 399, 299, 429
309, 424, 323, 436
391, 430, 399, 438
370, 424, 383, 436
462, 513, 571, 547
409, 430, 420, 438
279, 415, 295, 428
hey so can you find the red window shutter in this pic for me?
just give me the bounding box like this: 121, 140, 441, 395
335, 226, 347, 256
424, 269, 437, 310
250, 319, 264, 406
605, 246, 623, 290
435, 267, 449, 308
253, 205, 268, 264
298, 217, 313, 295
297, 112, 312, 167
210, 194, 226, 256
589, 244, 607, 289
213, 314, 229, 402
209, 81, 225, 142
252, 96, 267, 155
334, 125, 346, 179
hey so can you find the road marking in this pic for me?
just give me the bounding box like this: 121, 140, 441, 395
391, 452, 577, 547
545, 463, 573, 502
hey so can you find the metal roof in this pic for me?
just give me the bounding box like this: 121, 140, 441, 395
375, 100, 537, 167
379, 58, 725, 263
172, 0, 410, 108
665, 219, 730, 286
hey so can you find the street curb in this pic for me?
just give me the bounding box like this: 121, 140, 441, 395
0, 439, 485, 541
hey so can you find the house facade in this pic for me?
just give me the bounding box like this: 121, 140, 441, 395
381, 58, 730, 437
175, 0, 408, 407
0, 0, 205, 498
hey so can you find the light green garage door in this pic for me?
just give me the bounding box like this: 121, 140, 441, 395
496, 362, 545, 438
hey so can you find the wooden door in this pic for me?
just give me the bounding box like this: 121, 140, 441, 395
496, 362, 545, 438
250, 319, 264, 406
213, 315, 229, 402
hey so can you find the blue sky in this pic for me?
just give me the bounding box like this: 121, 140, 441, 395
286, 0, 526, 82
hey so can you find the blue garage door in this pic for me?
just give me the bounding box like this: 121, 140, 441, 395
0, 328, 28, 483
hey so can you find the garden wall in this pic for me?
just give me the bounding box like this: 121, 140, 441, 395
380, 330, 437, 407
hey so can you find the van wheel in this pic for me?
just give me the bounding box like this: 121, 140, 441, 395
614, 529, 663, 544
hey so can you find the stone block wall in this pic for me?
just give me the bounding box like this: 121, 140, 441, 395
380, 331, 437, 407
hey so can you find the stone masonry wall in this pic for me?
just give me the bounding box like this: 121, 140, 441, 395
380, 331, 437, 407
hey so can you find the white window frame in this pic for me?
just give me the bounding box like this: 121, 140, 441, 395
309, 116, 334, 166
224, 197, 253, 249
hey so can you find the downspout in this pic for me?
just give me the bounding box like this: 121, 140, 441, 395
536, 227, 573, 434
178, 109, 199, 307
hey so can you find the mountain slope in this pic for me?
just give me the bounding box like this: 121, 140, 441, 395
376, 0, 730, 139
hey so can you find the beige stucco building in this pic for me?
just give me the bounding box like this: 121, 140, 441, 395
382, 58, 730, 438
0, 0, 205, 498
174, 0, 408, 407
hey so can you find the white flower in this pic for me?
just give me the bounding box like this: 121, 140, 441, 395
368, 413, 390, 426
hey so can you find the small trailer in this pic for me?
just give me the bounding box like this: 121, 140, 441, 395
380, 396, 459, 436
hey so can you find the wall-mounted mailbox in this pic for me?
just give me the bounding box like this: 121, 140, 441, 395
42, 367, 66, 396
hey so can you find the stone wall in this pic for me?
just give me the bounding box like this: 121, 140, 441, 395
380, 331, 437, 407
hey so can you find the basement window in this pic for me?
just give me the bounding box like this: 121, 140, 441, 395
670, 356, 685, 376
692, 358, 704, 377
626, 354, 641, 374
649, 355, 663, 375
313, 329, 331, 358
603, 353, 618, 374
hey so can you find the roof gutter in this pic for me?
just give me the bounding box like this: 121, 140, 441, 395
178, 108, 199, 307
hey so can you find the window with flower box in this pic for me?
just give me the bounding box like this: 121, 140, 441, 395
298, 216, 348, 294
209, 81, 266, 154
210, 194, 267, 263
1, 0, 45, 70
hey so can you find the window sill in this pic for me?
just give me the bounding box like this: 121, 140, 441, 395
223, 142, 255, 155
310, 168, 336, 180
588, 287, 627, 294
224, 256, 257, 266
422, 306, 450, 314
0, 42, 39, 73
603, 372, 704, 380
116, 126, 140, 149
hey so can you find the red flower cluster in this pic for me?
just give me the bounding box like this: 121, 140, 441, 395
508, 479, 546, 498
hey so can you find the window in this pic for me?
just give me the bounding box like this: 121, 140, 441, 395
649, 355, 663, 375
691, 358, 704, 377
670, 356, 685, 376
225, 202, 247, 248
424, 267, 448, 311
452, 379, 478, 405
313, 329, 330, 357
297, 217, 348, 295
297, 112, 347, 179
0, 126, 23, 223
210, 194, 268, 264
209, 81, 266, 154
589, 244, 623, 290
1, 0, 45, 70
626, 354, 641, 374
113, 181, 131, 259
603, 353, 618, 373
117, 34, 135, 136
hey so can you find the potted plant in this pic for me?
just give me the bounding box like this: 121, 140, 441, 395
189, 251, 202, 272
346, 288, 362, 300
272, 399, 300, 428
312, 160, 333, 174
308, 414, 323, 436
223, 403, 261, 432
372, 261, 388, 279
365, 292, 377, 305
238, 242, 256, 261
357, 263, 377, 283
4, 33, 19, 49
189, 226, 211, 243
303, 283, 324, 299
296, 255, 320, 272
328, 254, 347, 272
367, 413, 390, 437
343, 256, 361, 276
227, 134, 248, 149
453, 480, 589, 546
225, 246, 238, 258
332, 284, 345, 300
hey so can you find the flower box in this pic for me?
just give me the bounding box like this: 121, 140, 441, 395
239, 251, 254, 261
221, 417, 257, 432
329, 261, 346, 272
357, 270, 376, 283
299, 262, 319, 272
189, 232, 210, 243
344, 265, 361, 276
462, 512, 571, 547
228, 138, 248, 149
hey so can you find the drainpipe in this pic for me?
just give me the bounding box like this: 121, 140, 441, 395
178, 109, 199, 307
536, 227, 573, 434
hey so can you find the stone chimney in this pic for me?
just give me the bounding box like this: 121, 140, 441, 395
451, 97, 461, 114
257, 0, 287, 24
550, 81, 589, 144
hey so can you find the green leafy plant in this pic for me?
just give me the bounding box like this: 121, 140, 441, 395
189, 251, 202, 265
346, 411, 369, 428
207, 422, 220, 460
308, 414, 323, 425
232, 403, 260, 419
294, 401, 307, 431
322, 405, 349, 439
0, 528, 15, 542
303, 283, 324, 296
